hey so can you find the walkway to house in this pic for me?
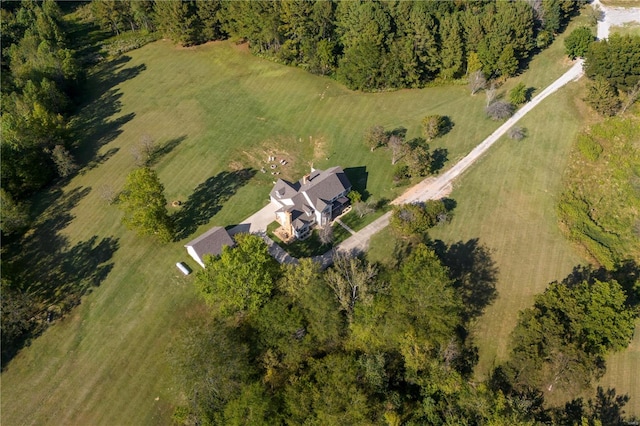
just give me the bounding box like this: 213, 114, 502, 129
334, 219, 356, 236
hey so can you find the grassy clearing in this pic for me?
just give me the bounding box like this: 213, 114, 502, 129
0, 39, 505, 425
425, 82, 586, 378
370, 83, 640, 414
610, 22, 640, 36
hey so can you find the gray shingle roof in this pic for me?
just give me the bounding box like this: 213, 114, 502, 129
184, 226, 235, 260
270, 167, 352, 231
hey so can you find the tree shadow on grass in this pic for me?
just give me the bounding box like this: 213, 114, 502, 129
2, 185, 119, 367
430, 147, 449, 174
147, 135, 188, 167
344, 166, 369, 199
173, 168, 257, 241
71, 55, 147, 171
432, 238, 499, 322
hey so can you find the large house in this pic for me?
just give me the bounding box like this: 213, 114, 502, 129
270, 166, 352, 239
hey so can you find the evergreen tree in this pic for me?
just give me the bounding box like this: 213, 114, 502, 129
439, 13, 465, 79
153, 0, 199, 46
585, 76, 621, 117
564, 26, 594, 59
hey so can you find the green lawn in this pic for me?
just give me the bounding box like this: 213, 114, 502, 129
427, 81, 586, 377
370, 83, 640, 413
0, 39, 503, 425
610, 22, 640, 37
5, 8, 637, 423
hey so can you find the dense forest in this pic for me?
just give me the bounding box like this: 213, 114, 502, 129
174, 230, 639, 424
86, 0, 581, 90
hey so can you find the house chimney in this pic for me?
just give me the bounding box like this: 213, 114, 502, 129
303, 174, 310, 185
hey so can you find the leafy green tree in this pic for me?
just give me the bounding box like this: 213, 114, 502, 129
405, 142, 431, 177
196, 0, 223, 42
50, 144, 78, 177
505, 279, 636, 395
363, 125, 387, 152
195, 233, 280, 315
324, 252, 378, 320
118, 167, 173, 241
278, 259, 342, 346
90, 0, 132, 35
335, 0, 390, 90
221, 1, 283, 55
564, 26, 594, 60
153, 0, 199, 46
497, 44, 519, 77
168, 311, 255, 424
509, 82, 528, 105
284, 353, 373, 424
421, 115, 447, 140
223, 382, 273, 426
585, 34, 640, 91
390, 200, 447, 238
0, 189, 29, 235
585, 76, 620, 117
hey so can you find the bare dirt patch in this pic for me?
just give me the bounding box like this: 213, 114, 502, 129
238, 135, 328, 183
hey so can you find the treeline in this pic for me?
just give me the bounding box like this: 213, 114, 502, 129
583, 33, 640, 117
88, 0, 582, 90
1, 0, 82, 223
173, 230, 639, 425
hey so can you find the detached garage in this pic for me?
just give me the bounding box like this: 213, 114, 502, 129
184, 226, 235, 268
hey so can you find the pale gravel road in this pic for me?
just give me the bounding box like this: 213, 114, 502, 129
592, 0, 640, 40
230, 2, 640, 265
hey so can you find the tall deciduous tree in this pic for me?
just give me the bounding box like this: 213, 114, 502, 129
118, 167, 173, 241
0, 189, 29, 235
505, 279, 636, 395
363, 125, 387, 152
195, 233, 280, 315
422, 115, 447, 140
324, 252, 378, 319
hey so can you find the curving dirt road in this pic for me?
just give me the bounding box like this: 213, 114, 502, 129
319, 60, 584, 262
231, 3, 638, 265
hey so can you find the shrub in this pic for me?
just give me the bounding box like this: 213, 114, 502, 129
576, 134, 603, 161
486, 101, 515, 120
508, 126, 526, 141
509, 83, 528, 105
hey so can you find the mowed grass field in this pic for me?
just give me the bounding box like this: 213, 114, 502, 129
6, 6, 637, 423
1, 40, 506, 425
369, 82, 640, 414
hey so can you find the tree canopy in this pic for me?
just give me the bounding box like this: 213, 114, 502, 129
195, 233, 280, 315
118, 167, 173, 242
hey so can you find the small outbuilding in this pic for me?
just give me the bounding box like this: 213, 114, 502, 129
184, 226, 235, 268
